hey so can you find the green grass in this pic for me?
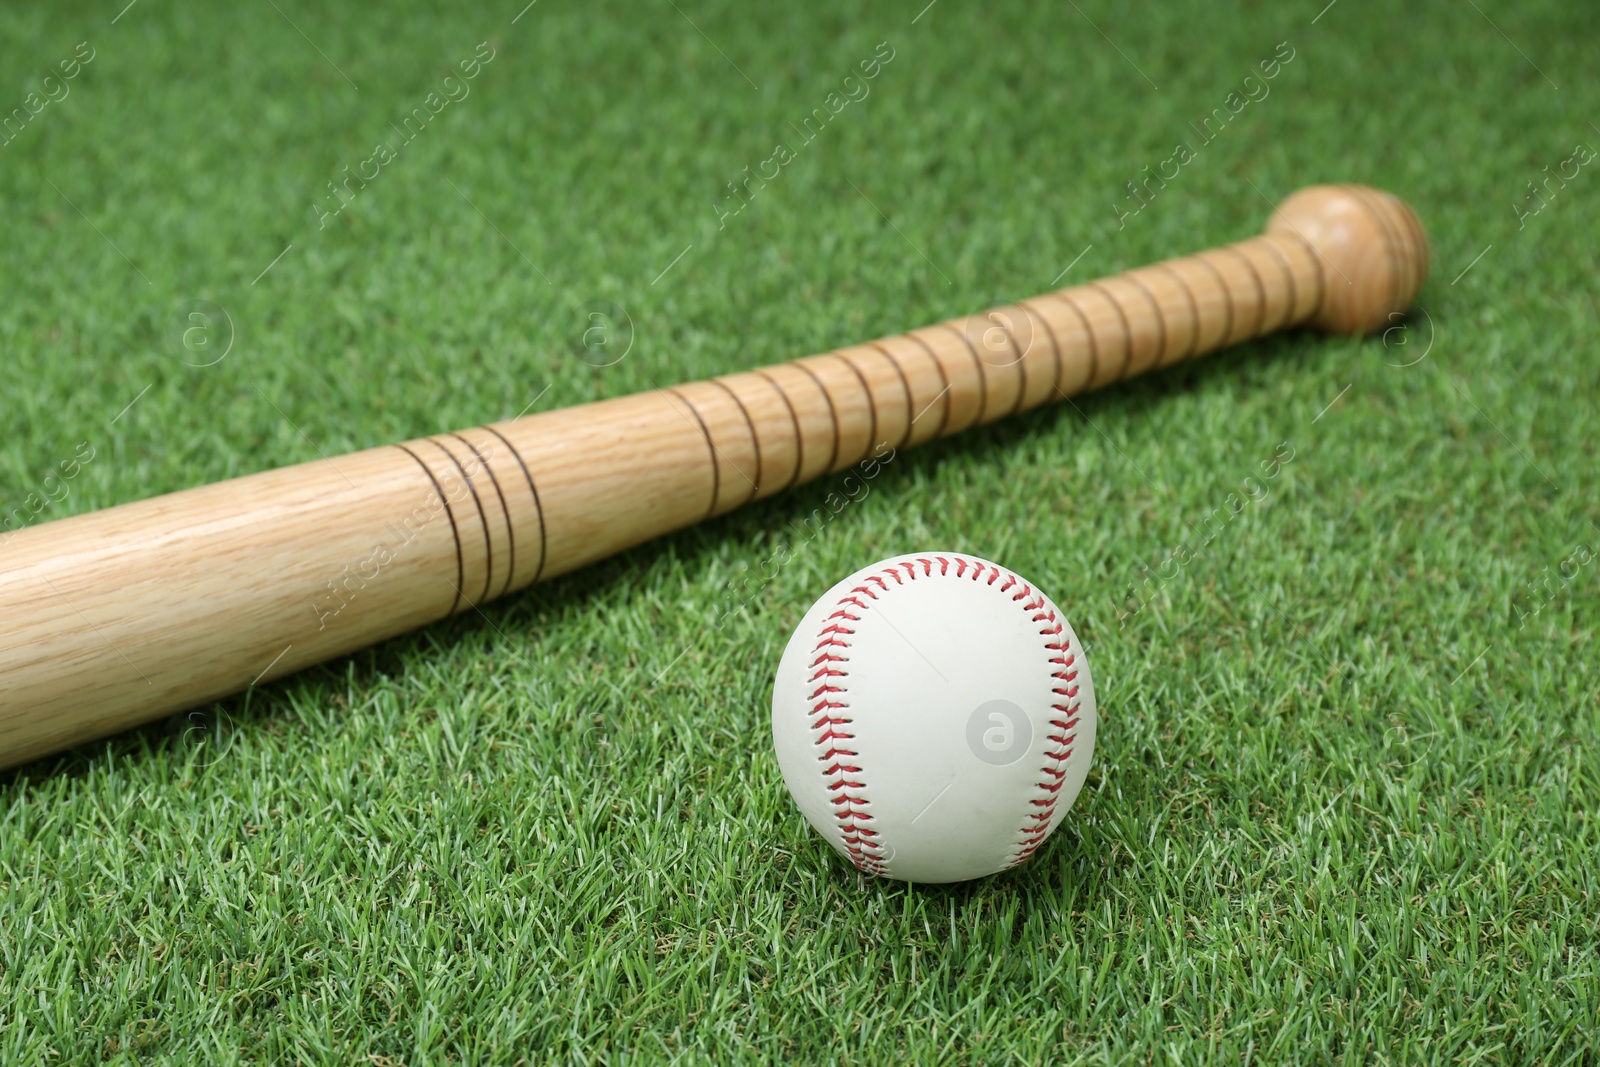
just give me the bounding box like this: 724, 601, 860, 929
3, 0, 1598, 1062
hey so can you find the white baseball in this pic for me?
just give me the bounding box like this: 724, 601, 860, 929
771, 552, 1097, 883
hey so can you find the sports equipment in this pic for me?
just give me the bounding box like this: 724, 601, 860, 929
0, 185, 1427, 768
771, 552, 1096, 882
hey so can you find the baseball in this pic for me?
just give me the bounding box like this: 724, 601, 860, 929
772, 552, 1098, 883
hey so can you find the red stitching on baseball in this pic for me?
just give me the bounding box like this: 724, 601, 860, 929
1009, 594, 1080, 865
804, 554, 1080, 876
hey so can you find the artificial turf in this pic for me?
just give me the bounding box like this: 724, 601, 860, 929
2, 0, 1598, 1062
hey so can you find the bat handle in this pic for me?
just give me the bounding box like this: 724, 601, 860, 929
1013, 183, 1430, 397
658, 184, 1429, 503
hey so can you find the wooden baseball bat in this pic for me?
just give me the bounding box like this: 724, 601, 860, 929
0, 184, 1426, 768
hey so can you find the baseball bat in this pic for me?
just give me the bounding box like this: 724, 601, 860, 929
0, 184, 1427, 768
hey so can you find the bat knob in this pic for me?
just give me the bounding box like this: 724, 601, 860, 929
1267, 184, 1429, 336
